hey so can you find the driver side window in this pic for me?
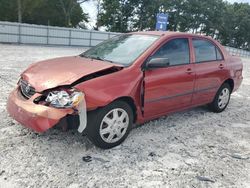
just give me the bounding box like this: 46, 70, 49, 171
152, 38, 190, 66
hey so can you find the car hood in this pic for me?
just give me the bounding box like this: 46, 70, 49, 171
21, 56, 122, 92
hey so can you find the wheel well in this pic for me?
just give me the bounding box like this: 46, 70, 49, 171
114, 97, 137, 123
224, 79, 234, 92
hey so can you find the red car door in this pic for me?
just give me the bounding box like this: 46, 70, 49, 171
191, 38, 227, 105
143, 38, 195, 119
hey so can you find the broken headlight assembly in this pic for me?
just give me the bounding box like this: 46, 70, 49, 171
44, 89, 84, 109
34, 88, 87, 133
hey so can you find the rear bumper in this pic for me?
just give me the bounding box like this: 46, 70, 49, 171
7, 88, 74, 132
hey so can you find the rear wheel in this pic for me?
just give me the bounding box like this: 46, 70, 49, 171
208, 83, 231, 113
87, 101, 133, 149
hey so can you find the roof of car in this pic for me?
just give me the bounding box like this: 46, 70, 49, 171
131, 31, 211, 39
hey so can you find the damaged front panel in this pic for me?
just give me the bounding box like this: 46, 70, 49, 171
7, 84, 88, 133
77, 93, 87, 133
21, 56, 123, 93
8, 56, 126, 133
41, 90, 88, 133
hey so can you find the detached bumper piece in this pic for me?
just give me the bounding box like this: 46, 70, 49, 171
7, 87, 87, 133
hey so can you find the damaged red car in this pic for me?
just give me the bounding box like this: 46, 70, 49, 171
7, 32, 243, 149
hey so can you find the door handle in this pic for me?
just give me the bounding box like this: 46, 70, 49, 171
186, 68, 193, 74
219, 64, 224, 69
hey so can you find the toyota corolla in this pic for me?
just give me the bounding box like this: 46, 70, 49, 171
7, 31, 243, 149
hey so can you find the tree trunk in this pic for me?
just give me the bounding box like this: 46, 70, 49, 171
95, 0, 101, 30
17, 0, 22, 23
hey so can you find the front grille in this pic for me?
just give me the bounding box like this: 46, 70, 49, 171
19, 79, 36, 99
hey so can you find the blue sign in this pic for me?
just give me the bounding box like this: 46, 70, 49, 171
156, 13, 168, 31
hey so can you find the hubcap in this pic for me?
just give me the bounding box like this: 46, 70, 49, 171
218, 88, 230, 109
99, 108, 129, 143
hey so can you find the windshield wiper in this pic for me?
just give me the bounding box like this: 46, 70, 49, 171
80, 54, 90, 58
91, 56, 104, 61
91, 56, 116, 64
81, 54, 119, 65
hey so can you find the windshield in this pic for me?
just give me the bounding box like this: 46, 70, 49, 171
81, 34, 159, 66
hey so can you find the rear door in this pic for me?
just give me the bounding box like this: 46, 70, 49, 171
143, 37, 195, 119
191, 38, 226, 105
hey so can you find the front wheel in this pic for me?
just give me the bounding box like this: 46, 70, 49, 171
86, 101, 133, 149
208, 83, 231, 113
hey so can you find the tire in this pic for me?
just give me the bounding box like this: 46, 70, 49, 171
86, 100, 133, 149
208, 83, 231, 113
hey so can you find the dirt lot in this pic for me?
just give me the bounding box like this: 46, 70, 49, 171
0, 44, 249, 188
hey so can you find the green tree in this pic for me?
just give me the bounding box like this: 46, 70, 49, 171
97, 0, 250, 50
0, 0, 18, 22
58, 0, 88, 27
162, 0, 186, 31
0, 0, 89, 28
132, 0, 162, 31
218, 3, 250, 50
200, 0, 226, 37
98, 0, 135, 32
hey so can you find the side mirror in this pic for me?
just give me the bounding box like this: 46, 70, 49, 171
145, 57, 170, 70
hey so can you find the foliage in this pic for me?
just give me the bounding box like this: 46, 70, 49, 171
0, 0, 249, 50
218, 3, 250, 50
0, 0, 88, 27
97, 0, 135, 32
97, 0, 250, 50
0, 0, 18, 22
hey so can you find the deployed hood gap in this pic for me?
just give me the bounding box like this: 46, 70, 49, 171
71, 66, 122, 86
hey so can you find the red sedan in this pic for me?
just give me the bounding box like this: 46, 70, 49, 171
7, 31, 243, 149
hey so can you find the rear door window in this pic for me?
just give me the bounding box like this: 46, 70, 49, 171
193, 39, 223, 63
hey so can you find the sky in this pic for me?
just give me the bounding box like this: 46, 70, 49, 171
228, 0, 250, 2
81, 0, 250, 29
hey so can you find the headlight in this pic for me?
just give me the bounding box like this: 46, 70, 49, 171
45, 90, 83, 108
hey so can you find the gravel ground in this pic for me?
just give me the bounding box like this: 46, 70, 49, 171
0, 44, 249, 188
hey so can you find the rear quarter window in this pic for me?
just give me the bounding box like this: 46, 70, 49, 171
216, 48, 223, 60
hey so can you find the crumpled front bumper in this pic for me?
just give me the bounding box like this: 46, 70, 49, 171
7, 87, 75, 132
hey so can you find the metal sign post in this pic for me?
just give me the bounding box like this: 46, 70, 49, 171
156, 13, 168, 31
